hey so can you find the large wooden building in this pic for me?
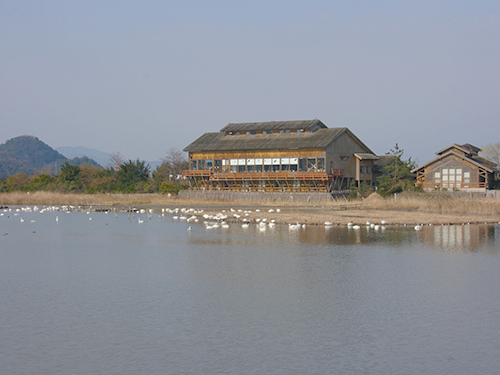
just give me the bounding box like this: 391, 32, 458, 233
182, 120, 377, 192
411, 143, 496, 191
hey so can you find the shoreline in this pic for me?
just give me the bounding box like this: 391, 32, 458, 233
1, 192, 499, 227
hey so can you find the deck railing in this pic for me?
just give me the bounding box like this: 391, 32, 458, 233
182, 169, 344, 180
422, 182, 487, 190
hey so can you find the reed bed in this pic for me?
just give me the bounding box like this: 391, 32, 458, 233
1, 191, 499, 220
363, 192, 500, 216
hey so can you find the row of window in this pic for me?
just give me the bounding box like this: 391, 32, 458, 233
191, 157, 326, 172
434, 168, 471, 184
227, 129, 307, 136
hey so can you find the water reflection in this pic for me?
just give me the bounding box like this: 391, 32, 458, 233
425, 224, 499, 252
189, 222, 500, 253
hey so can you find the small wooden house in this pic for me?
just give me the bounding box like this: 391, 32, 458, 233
182, 120, 377, 192
411, 143, 496, 191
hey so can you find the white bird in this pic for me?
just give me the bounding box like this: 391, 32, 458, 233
56, 216, 59, 222
241, 223, 249, 228
20, 218, 24, 223
138, 218, 143, 224
381, 220, 387, 225
414, 225, 422, 231
187, 226, 192, 231
325, 221, 333, 226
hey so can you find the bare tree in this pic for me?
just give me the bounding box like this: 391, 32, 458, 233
160, 148, 188, 178
108, 151, 125, 171
481, 142, 500, 172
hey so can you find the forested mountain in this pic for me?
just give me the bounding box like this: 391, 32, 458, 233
0, 135, 101, 178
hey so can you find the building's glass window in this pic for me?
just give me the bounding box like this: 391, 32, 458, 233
285, 129, 290, 133
268, 130, 273, 134
279, 129, 284, 134
434, 171, 440, 183
238, 159, 245, 172
264, 158, 272, 172
299, 158, 307, 172
272, 158, 280, 172
281, 158, 290, 171
213, 159, 221, 172
308, 158, 316, 171
255, 159, 263, 172
464, 171, 470, 183
230, 159, 237, 172
290, 158, 298, 171
317, 158, 324, 172
191, 160, 197, 170
262, 130, 267, 135
251, 130, 256, 135
247, 158, 255, 172
246, 131, 250, 135
206, 159, 213, 170
235, 131, 240, 135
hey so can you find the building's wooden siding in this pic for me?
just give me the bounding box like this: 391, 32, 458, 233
420, 155, 487, 189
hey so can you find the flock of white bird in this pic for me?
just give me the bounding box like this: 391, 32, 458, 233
4, 205, 489, 233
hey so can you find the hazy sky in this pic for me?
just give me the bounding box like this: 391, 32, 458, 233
1, 1, 499, 164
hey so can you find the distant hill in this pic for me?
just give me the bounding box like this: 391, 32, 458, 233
0, 135, 102, 178
57, 146, 162, 171
56, 146, 111, 168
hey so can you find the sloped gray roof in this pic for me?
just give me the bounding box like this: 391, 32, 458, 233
184, 127, 360, 152
411, 149, 494, 173
220, 119, 327, 133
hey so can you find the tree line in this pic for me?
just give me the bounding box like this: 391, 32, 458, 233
0, 148, 189, 195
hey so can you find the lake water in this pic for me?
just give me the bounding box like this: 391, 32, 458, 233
1, 207, 500, 374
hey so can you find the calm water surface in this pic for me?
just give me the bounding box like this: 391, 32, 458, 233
1, 207, 500, 374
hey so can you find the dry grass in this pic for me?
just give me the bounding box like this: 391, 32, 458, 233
1, 191, 499, 225
363, 192, 500, 216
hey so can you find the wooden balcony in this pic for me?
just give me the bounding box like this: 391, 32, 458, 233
182, 169, 344, 181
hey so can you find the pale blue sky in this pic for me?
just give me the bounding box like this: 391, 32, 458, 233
1, 1, 499, 164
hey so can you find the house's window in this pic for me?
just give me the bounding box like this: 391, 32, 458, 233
434, 171, 440, 183
251, 130, 256, 135
191, 160, 197, 170
264, 158, 272, 172
269, 130, 273, 134
247, 158, 255, 172
206, 159, 213, 170
279, 129, 284, 134
235, 131, 240, 135
272, 158, 280, 172
464, 171, 470, 183
449, 168, 455, 183
290, 158, 298, 172
317, 158, 324, 171
263, 130, 267, 135
285, 129, 290, 134
255, 159, 263, 172
213, 159, 221, 172
221, 159, 229, 172
281, 158, 290, 171
230, 159, 237, 172
308, 158, 316, 171
246, 131, 250, 135
299, 158, 307, 172
198, 160, 205, 170
340, 156, 350, 161
360, 166, 365, 174
238, 159, 245, 172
